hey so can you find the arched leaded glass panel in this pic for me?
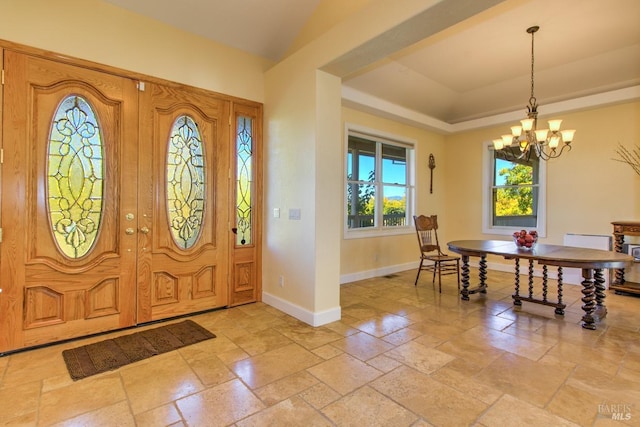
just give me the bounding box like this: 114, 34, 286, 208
236, 116, 253, 245
167, 115, 205, 249
47, 95, 104, 259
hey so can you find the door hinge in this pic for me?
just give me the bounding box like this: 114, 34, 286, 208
1, 69, 4, 85
0, 148, 3, 164
0, 228, 3, 243
137, 81, 145, 91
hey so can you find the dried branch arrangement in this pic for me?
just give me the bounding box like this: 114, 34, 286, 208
614, 144, 640, 176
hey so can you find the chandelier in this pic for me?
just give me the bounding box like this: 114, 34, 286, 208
493, 26, 575, 161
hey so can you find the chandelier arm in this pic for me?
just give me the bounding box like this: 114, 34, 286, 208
539, 143, 572, 161
495, 144, 533, 162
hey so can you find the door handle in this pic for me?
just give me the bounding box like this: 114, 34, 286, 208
125, 227, 135, 235
140, 226, 150, 234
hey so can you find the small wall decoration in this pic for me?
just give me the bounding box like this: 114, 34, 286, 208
429, 153, 436, 193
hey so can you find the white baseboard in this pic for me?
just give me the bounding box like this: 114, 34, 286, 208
340, 259, 588, 287
480, 259, 592, 286
262, 292, 341, 327
340, 262, 416, 284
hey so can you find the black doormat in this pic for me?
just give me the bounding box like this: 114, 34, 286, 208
62, 320, 215, 380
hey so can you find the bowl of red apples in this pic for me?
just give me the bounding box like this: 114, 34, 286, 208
513, 230, 538, 250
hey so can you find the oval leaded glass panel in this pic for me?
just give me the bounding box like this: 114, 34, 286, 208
47, 95, 104, 259
167, 115, 205, 249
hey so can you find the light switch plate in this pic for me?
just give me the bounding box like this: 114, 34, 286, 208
289, 208, 301, 220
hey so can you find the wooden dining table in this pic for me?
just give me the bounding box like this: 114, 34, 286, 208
447, 240, 634, 330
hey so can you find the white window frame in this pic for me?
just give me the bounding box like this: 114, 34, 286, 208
344, 123, 416, 239
482, 141, 547, 238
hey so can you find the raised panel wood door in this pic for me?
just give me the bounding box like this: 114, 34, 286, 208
0, 51, 138, 352
229, 103, 262, 306
137, 83, 230, 322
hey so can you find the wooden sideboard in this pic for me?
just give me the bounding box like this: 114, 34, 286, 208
612, 221, 640, 295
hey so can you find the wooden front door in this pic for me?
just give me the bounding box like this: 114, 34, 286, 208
136, 83, 229, 323
0, 51, 139, 352
0, 49, 249, 353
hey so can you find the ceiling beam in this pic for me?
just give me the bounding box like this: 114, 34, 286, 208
321, 0, 506, 78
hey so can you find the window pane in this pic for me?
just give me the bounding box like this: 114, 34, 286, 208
345, 130, 414, 234
382, 144, 406, 184
492, 152, 539, 228
495, 155, 539, 182
484, 145, 545, 235
236, 116, 253, 246
47, 95, 104, 259
494, 186, 533, 216
167, 115, 205, 250
348, 136, 375, 181
492, 186, 538, 227
494, 159, 533, 186
382, 185, 406, 226
346, 183, 375, 228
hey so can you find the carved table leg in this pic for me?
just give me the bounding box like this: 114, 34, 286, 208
528, 260, 534, 298
513, 258, 522, 305
479, 255, 487, 293
594, 268, 608, 319
542, 265, 548, 302
461, 255, 470, 301
555, 267, 565, 315
580, 268, 597, 330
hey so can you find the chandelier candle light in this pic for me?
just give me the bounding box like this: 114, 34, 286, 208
493, 26, 575, 161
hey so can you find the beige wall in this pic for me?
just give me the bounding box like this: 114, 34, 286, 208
0, 0, 270, 102
284, 0, 373, 59
263, 61, 343, 319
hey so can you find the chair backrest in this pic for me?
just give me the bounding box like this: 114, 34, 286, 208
413, 215, 443, 255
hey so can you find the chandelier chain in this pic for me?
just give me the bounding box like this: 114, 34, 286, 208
530, 27, 536, 106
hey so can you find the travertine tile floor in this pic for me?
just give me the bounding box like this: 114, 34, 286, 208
1, 269, 639, 426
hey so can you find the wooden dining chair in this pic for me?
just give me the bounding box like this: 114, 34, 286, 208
413, 215, 460, 292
